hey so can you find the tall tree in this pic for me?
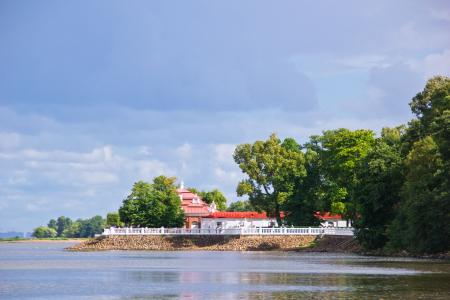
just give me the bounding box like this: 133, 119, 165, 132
393, 137, 448, 253
119, 176, 185, 228
310, 129, 375, 217
56, 216, 73, 237
234, 134, 306, 224
353, 132, 403, 250
284, 147, 322, 226
387, 76, 449, 254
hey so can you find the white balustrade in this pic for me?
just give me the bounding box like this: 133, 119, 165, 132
102, 226, 354, 236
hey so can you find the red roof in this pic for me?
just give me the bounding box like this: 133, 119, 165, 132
204, 211, 283, 219
177, 188, 210, 216
314, 211, 342, 220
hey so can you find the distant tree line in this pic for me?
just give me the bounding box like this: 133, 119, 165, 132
234, 76, 449, 255
33, 215, 108, 238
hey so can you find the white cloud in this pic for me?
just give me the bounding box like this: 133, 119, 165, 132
0, 132, 21, 149
214, 144, 236, 164
137, 160, 173, 179
138, 146, 152, 156
333, 55, 391, 69
176, 143, 192, 160
25, 199, 50, 212
429, 8, 450, 22
422, 49, 450, 79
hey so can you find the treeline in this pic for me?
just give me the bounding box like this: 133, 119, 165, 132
33, 215, 108, 238
234, 76, 449, 255
32, 177, 244, 238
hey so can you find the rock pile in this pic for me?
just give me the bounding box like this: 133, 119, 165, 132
68, 235, 316, 251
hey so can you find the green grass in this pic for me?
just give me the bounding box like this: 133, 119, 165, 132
0, 237, 28, 242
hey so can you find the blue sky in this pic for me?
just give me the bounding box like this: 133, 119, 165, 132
1, 0, 449, 231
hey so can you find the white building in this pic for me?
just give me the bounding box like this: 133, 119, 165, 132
314, 212, 352, 228
201, 211, 279, 229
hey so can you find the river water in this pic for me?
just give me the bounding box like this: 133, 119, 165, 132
0, 242, 449, 299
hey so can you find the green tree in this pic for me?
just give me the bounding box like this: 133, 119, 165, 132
284, 148, 323, 226
410, 76, 450, 158
47, 219, 57, 230
388, 137, 449, 253
386, 77, 450, 254
32, 226, 57, 238
227, 200, 254, 212
310, 129, 375, 217
62, 221, 81, 238
106, 212, 122, 227
353, 135, 403, 250
78, 215, 106, 238
234, 134, 306, 224
119, 176, 185, 227
199, 189, 227, 211
56, 216, 72, 237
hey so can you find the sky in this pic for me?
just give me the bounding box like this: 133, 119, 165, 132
0, 0, 449, 232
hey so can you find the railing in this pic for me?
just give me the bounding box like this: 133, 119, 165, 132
102, 227, 354, 236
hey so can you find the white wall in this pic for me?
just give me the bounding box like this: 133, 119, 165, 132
201, 218, 277, 229
320, 219, 352, 228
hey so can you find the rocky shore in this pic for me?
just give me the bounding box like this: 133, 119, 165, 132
68, 235, 318, 251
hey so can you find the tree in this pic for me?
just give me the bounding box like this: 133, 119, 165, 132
106, 212, 122, 227
78, 215, 106, 238
47, 219, 57, 230
119, 176, 185, 228
32, 226, 57, 238
310, 129, 375, 217
410, 76, 450, 156
388, 137, 449, 254
227, 200, 254, 212
284, 148, 323, 226
199, 189, 227, 211
234, 134, 306, 224
353, 135, 403, 250
62, 221, 81, 238
385, 77, 450, 254
56, 216, 72, 237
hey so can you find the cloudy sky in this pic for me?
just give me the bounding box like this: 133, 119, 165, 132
1, 0, 449, 232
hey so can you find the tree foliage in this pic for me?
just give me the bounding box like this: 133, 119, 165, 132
227, 200, 254, 212
32, 226, 57, 238
106, 212, 122, 227
119, 176, 185, 227
230, 76, 448, 255
189, 188, 228, 211
353, 134, 403, 250
199, 189, 227, 211
234, 133, 306, 223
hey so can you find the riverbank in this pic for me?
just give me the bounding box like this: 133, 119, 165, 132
68, 235, 318, 251
0, 238, 88, 243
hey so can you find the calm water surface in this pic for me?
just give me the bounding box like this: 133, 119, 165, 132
0, 242, 449, 299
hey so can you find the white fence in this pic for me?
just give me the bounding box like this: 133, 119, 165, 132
102, 227, 354, 236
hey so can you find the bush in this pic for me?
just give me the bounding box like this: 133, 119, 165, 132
32, 226, 57, 238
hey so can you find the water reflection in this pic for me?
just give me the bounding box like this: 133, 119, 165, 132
0, 242, 449, 299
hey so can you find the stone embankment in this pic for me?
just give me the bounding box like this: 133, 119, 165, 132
68, 235, 317, 251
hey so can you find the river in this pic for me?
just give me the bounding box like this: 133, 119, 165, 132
0, 242, 449, 299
